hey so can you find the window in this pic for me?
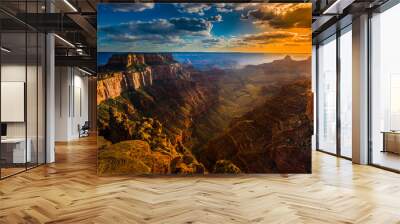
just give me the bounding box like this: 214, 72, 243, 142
340, 27, 352, 158
317, 35, 337, 154
370, 3, 400, 171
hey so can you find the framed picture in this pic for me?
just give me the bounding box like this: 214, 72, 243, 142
97, 3, 312, 175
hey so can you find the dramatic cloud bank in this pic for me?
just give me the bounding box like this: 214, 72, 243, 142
100, 17, 213, 46
98, 3, 311, 53
246, 4, 311, 29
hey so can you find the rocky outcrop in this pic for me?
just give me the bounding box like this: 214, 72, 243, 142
98, 139, 204, 175
200, 78, 313, 173
97, 53, 189, 104
97, 68, 153, 104
107, 54, 145, 68
152, 63, 189, 81
142, 53, 175, 65
213, 160, 241, 174
97, 53, 218, 174
97, 74, 219, 144
101, 53, 175, 70
97, 112, 205, 175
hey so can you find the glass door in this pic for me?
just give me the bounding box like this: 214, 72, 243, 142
0, 1, 47, 179
1, 30, 28, 178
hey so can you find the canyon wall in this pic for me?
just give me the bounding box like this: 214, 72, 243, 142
200, 78, 313, 173
97, 53, 218, 174
97, 53, 313, 174
97, 53, 190, 104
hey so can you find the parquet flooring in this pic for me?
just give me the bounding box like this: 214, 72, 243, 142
1, 136, 400, 223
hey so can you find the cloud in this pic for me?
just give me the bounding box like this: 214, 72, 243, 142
293, 34, 311, 43
111, 3, 154, 12
284, 43, 301, 47
233, 30, 310, 46
169, 18, 212, 34
214, 3, 261, 13
243, 31, 296, 43
99, 17, 213, 46
246, 3, 312, 29
216, 7, 232, 13
201, 37, 226, 48
240, 14, 249, 20
214, 3, 233, 12
106, 33, 184, 45
173, 3, 261, 15
202, 38, 222, 44
209, 14, 223, 22
173, 3, 211, 15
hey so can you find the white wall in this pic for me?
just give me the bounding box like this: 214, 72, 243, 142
72, 72, 89, 138
1, 65, 42, 138
54, 67, 89, 141
1, 63, 46, 164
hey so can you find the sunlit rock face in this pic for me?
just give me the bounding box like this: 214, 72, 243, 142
97, 53, 312, 175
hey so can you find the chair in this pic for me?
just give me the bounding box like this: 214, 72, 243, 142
79, 121, 90, 138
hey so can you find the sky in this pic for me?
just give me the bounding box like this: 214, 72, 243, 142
97, 3, 311, 54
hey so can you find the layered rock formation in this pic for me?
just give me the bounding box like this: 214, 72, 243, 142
97, 53, 216, 175
97, 53, 190, 104
200, 78, 313, 173
97, 68, 153, 104
97, 53, 313, 175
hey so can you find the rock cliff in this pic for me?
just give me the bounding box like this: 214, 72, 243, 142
97, 53, 217, 174
97, 53, 313, 175
97, 53, 189, 104
200, 78, 313, 173
97, 68, 153, 104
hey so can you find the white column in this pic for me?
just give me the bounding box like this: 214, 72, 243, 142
352, 14, 369, 164
46, 32, 55, 163
54, 67, 73, 141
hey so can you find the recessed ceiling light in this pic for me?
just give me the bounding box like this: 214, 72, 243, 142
54, 34, 75, 48
323, 0, 355, 15
63, 0, 78, 12
78, 67, 93, 76
1, 47, 11, 53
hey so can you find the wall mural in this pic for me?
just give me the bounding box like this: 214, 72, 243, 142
97, 3, 313, 174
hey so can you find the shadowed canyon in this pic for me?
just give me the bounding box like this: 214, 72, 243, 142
97, 53, 313, 174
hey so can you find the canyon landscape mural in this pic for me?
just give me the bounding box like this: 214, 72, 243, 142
97, 3, 313, 174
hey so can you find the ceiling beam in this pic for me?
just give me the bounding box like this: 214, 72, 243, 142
55, 55, 96, 71
67, 13, 96, 46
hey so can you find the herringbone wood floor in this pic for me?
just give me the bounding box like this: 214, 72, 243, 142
1, 137, 400, 224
